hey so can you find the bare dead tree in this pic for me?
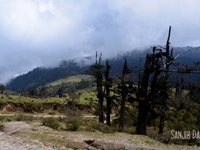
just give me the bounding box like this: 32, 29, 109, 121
135, 26, 200, 135
135, 26, 174, 135
135, 53, 152, 135
159, 26, 171, 134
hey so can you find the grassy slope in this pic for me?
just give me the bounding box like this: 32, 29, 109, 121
0, 75, 96, 104
44, 74, 97, 105
74, 87, 97, 105
46, 75, 93, 86
0, 94, 64, 104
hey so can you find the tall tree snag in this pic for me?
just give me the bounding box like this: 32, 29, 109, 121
135, 26, 174, 135
159, 26, 171, 134
104, 60, 112, 125
135, 54, 152, 135
87, 52, 104, 123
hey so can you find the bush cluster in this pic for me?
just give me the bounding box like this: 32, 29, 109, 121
65, 118, 83, 131
42, 117, 61, 130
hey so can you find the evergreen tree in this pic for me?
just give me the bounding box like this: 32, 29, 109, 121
0, 84, 5, 94
104, 60, 112, 125
118, 58, 132, 131
87, 52, 104, 123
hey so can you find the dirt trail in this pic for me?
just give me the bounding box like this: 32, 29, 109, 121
0, 113, 114, 119
0, 121, 199, 150
0, 122, 54, 150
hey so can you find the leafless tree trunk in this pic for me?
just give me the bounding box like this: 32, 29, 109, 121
135, 54, 152, 135
136, 26, 174, 135
159, 26, 171, 134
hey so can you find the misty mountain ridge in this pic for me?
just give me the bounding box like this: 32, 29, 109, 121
6, 46, 200, 92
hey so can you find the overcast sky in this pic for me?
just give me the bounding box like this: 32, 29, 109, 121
0, 0, 200, 84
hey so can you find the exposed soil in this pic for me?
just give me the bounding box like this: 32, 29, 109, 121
0, 102, 64, 113
0, 121, 199, 150
2, 103, 13, 112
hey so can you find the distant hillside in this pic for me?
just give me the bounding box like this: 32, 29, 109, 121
6, 61, 88, 92
46, 75, 94, 86
6, 47, 200, 92
40, 75, 95, 97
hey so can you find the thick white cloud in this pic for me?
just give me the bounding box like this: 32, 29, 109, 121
0, 0, 200, 84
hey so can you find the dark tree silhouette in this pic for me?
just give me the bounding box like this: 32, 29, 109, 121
38, 85, 48, 98
135, 26, 200, 135
135, 53, 152, 135
104, 60, 112, 125
118, 58, 132, 131
87, 26, 200, 135
0, 84, 5, 94
136, 26, 174, 135
87, 52, 104, 123
57, 86, 65, 98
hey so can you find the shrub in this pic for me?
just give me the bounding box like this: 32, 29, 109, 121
17, 114, 34, 122
90, 122, 117, 133
66, 118, 83, 131
42, 117, 61, 130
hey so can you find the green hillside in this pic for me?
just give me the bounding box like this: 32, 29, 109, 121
32, 74, 96, 98
46, 75, 94, 86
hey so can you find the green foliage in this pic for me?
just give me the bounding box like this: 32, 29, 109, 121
166, 107, 199, 132
65, 117, 117, 133
0, 84, 5, 94
90, 122, 117, 133
42, 117, 61, 130
113, 106, 138, 127
0, 115, 34, 123
15, 114, 34, 122
0, 94, 64, 104
183, 111, 196, 124
38, 75, 95, 97
47, 75, 93, 86
87, 64, 104, 77
65, 118, 83, 131
76, 87, 97, 105
125, 106, 138, 126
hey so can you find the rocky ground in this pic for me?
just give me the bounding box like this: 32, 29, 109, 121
0, 122, 53, 150
0, 121, 200, 150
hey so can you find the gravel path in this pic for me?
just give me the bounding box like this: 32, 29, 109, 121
0, 121, 200, 150
0, 122, 54, 150
0, 136, 54, 150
